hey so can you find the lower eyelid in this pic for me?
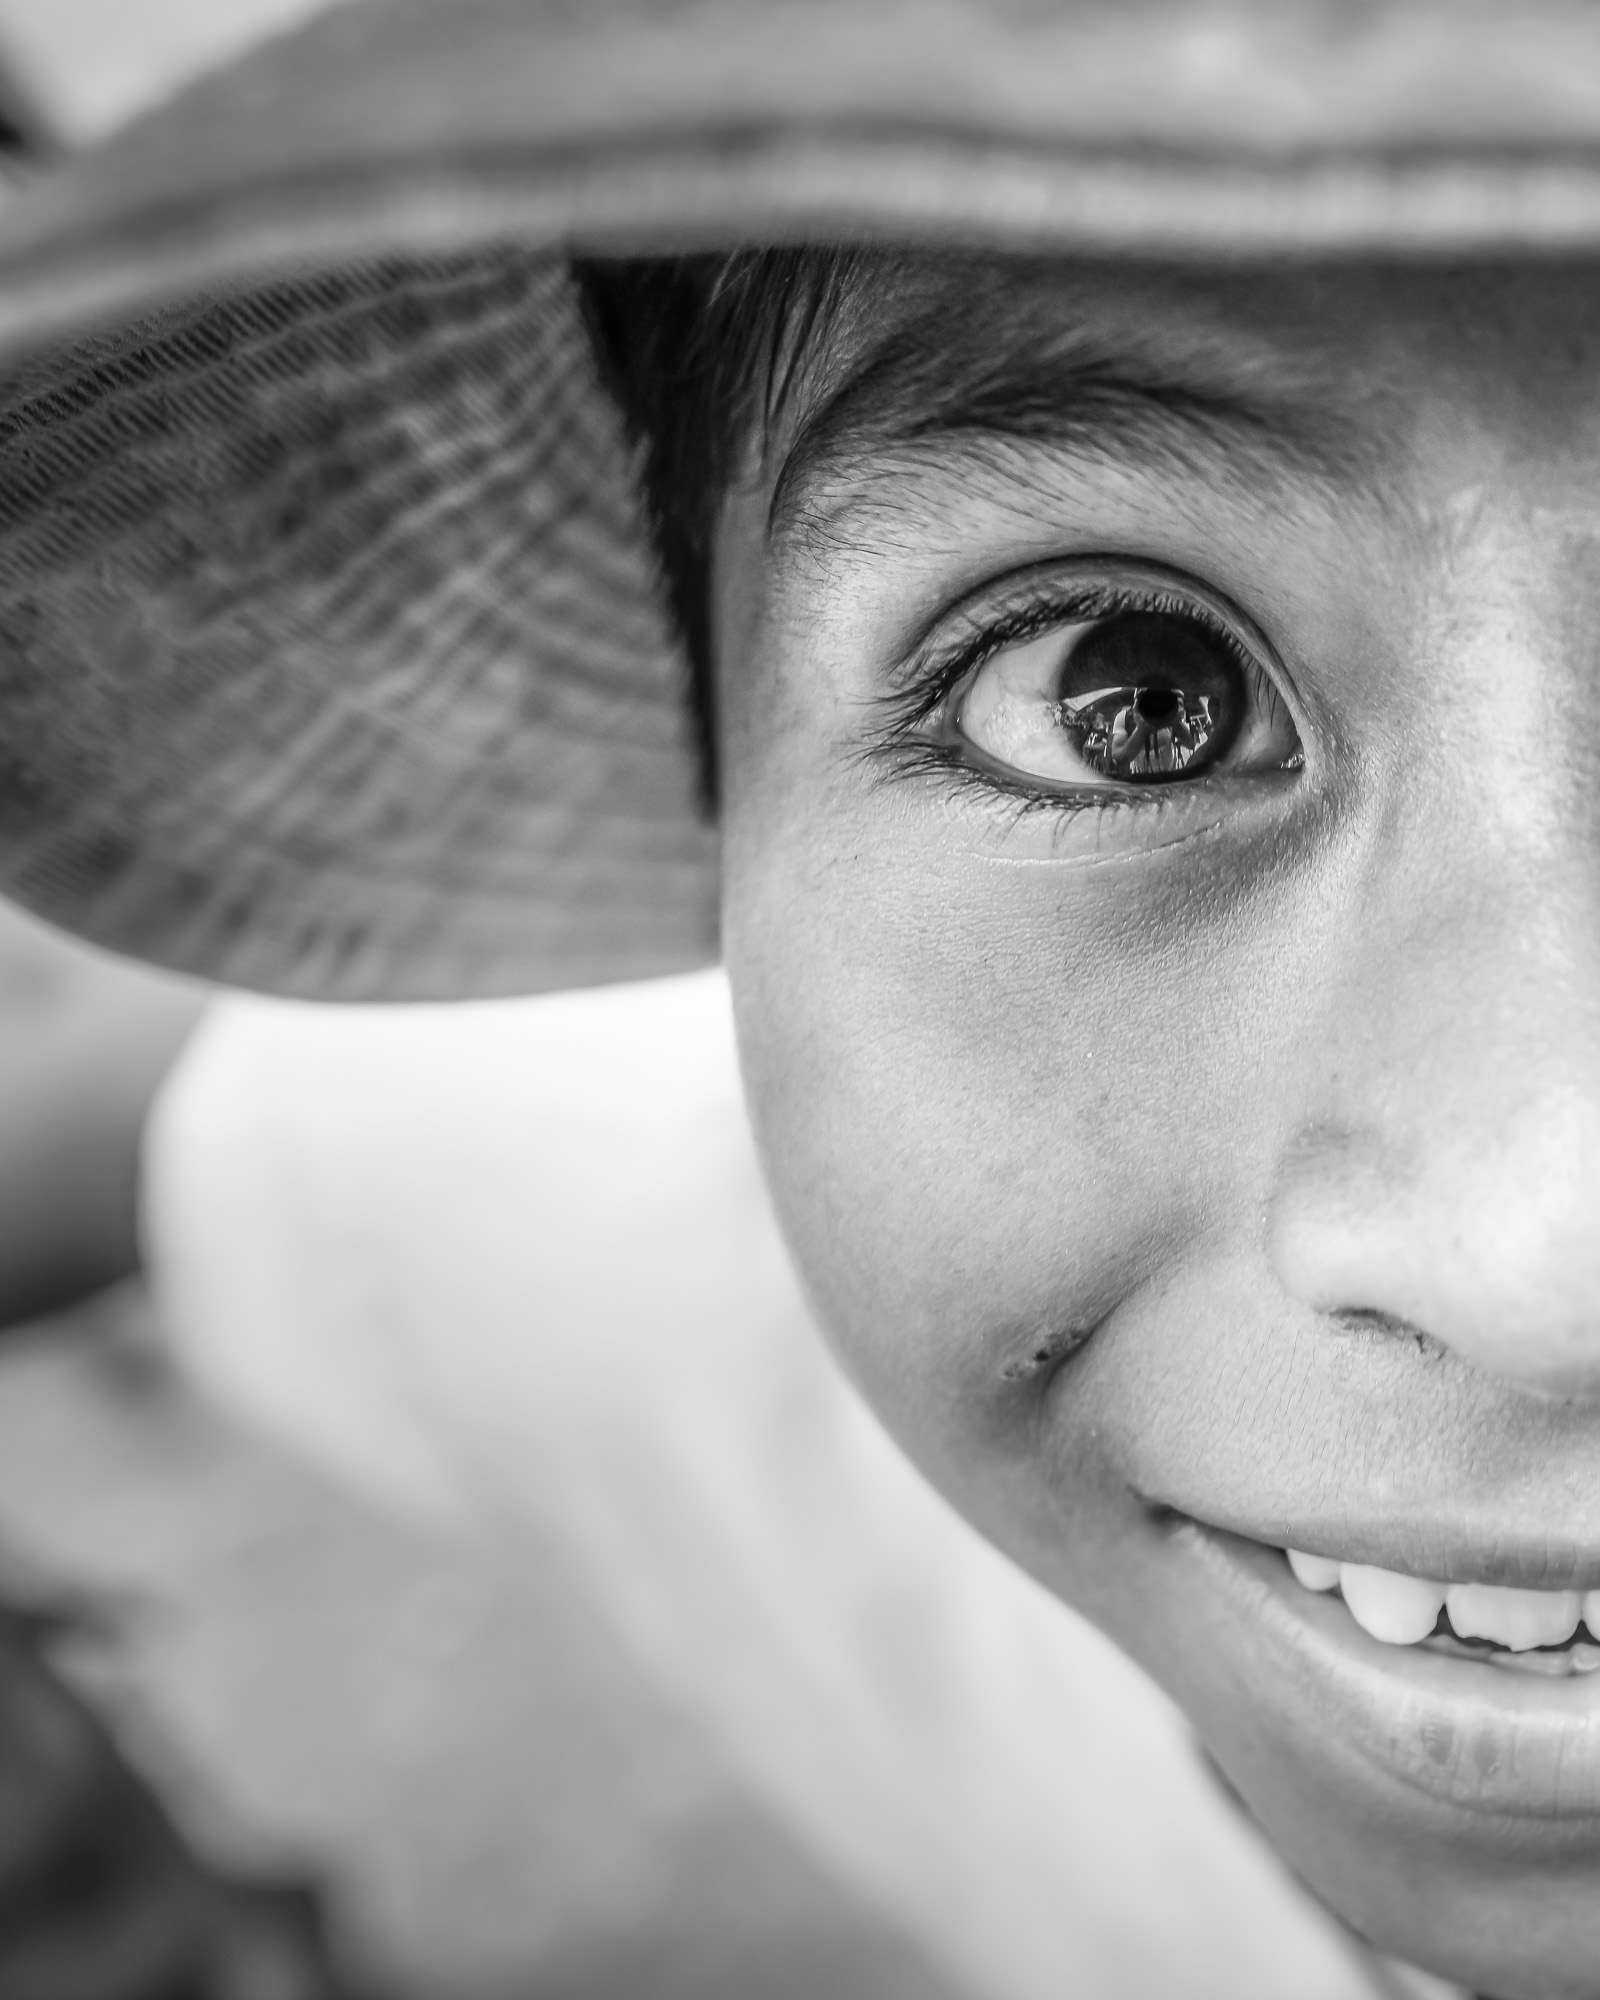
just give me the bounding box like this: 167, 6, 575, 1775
881, 737, 1181, 820
862, 699, 1301, 855
916, 753, 1304, 871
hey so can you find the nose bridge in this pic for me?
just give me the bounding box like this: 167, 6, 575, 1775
1268, 775, 1600, 1396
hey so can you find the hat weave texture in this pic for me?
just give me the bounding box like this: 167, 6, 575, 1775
0, 246, 717, 996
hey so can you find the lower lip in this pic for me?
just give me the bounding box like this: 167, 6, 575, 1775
1173, 1520, 1600, 1825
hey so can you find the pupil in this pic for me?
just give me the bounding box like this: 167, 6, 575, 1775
1053, 610, 1239, 782
1134, 686, 1180, 724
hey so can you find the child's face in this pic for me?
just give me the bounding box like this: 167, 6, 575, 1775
712, 255, 1600, 1997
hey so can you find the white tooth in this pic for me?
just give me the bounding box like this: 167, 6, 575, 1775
1446, 1582, 1582, 1652
1286, 1548, 1342, 1592
1584, 1590, 1600, 1639
1338, 1563, 1446, 1645
1494, 1646, 1581, 1678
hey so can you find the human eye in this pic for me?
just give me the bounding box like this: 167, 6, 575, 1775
888, 559, 1303, 804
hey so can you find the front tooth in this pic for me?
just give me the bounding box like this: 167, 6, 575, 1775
1446, 1583, 1582, 1652
1584, 1590, 1600, 1639
1287, 1549, 1341, 1592
1338, 1563, 1446, 1645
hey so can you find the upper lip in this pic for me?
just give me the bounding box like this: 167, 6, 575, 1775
1159, 1502, 1600, 1593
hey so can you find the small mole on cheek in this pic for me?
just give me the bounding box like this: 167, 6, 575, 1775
1000, 1323, 1097, 1382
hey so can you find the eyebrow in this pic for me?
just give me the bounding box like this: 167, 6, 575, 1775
766, 307, 1360, 547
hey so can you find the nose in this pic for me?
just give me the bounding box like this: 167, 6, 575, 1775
1267, 853, 1600, 1399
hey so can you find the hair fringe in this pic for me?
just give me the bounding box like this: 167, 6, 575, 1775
570, 247, 859, 811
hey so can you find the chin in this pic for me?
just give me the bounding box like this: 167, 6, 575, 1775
1117, 1515, 1600, 2000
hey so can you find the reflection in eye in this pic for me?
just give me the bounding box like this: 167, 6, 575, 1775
954, 603, 1301, 790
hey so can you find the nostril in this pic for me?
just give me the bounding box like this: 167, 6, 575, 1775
1267, 1108, 1600, 1397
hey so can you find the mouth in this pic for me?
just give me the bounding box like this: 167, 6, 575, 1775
1283, 1545, 1600, 1677
1170, 1518, 1600, 1823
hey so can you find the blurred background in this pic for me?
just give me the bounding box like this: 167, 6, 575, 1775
0, 830, 983, 1998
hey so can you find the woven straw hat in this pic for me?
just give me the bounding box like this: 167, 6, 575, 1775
3, 0, 1600, 999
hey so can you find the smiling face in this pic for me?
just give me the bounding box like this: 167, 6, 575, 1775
711, 256, 1600, 1998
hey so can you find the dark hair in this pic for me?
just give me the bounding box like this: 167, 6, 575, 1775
571, 249, 856, 806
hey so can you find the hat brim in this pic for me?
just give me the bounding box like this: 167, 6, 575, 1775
4, 0, 1600, 999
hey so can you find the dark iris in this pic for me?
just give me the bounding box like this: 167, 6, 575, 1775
1054, 611, 1243, 782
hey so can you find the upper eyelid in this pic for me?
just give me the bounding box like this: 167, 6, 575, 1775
899, 601, 1083, 710
887, 558, 1274, 707
875, 582, 1152, 751
884, 575, 1096, 703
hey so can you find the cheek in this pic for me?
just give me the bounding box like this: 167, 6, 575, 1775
709, 494, 1341, 1541
720, 783, 1296, 1486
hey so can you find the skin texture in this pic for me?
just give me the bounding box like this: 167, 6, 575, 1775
713, 257, 1600, 1999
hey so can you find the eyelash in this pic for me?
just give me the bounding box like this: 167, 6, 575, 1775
863, 566, 1283, 819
